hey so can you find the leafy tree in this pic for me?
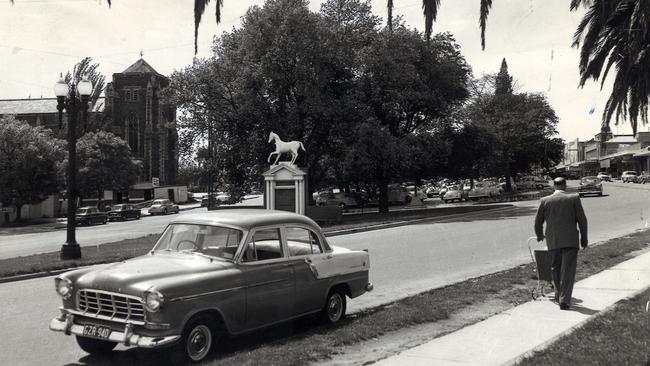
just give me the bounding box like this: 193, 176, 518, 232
465, 59, 562, 191
74, 131, 141, 208
0, 116, 66, 221
571, 0, 650, 134
356, 26, 471, 211
163, 0, 375, 202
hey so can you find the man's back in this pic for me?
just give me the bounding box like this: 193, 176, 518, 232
534, 191, 588, 250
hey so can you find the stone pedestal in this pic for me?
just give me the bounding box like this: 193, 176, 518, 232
262, 162, 307, 215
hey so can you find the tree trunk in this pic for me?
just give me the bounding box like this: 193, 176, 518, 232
505, 163, 513, 192
378, 179, 389, 214
15, 204, 23, 222
97, 188, 103, 209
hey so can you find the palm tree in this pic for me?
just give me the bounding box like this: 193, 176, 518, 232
571, 0, 650, 135
386, 0, 492, 48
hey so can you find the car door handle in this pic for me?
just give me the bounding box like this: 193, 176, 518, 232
326, 254, 333, 260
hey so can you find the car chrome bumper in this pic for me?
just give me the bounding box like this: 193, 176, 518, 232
49, 310, 179, 348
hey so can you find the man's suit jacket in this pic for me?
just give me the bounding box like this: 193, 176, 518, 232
534, 190, 588, 250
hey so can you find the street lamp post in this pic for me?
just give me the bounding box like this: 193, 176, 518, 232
54, 73, 93, 260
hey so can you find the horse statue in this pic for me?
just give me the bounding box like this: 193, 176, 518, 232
267, 132, 305, 166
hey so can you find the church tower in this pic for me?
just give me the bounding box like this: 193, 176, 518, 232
105, 58, 177, 185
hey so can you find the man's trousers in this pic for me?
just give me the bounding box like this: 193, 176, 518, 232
550, 247, 578, 305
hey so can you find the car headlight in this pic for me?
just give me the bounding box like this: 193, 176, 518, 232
55, 277, 73, 299
144, 290, 164, 312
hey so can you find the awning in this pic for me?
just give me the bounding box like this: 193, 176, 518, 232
633, 149, 650, 157
599, 150, 635, 160
130, 182, 154, 190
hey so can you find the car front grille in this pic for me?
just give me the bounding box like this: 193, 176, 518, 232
77, 289, 145, 323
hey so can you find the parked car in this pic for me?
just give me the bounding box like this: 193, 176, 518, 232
468, 181, 503, 200
75, 206, 108, 226
388, 185, 411, 205
107, 204, 141, 221
621, 171, 639, 183
517, 176, 550, 190
579, 176, 603, 197
596, 172, 612, 182
316, 191, 365, 209
405, 185, 426, 203
442, 185, 467, 203
425, 184, 441, 198
49, 209, 373, 362
148, 199, 180, 215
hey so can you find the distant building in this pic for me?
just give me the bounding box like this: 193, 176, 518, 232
0, 58, 178, 192
105, 58, 178, 187
555, 130, 650, 178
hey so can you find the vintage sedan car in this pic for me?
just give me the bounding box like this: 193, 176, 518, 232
75, 206, 108, 225
468, 181, 503, 200
621, 170, 639, 183
316, 191, 365, 210
50, 210, 372, 362
107, 204, 141, 221
578, 176, 603, 197
596, 172, 612, 182
442, 185, 467, 203
148, 199, 180, 215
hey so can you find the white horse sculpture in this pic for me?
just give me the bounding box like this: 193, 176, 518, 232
267, 132, 305, 165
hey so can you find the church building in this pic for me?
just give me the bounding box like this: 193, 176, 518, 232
105, 58, 178, 186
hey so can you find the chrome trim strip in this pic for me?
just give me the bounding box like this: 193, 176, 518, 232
245, 278, 290, 288
169, 286, 244, 302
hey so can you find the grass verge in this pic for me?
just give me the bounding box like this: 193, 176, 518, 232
0, 235, 158, 278
515, 287, 650, 365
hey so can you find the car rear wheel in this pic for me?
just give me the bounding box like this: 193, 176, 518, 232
321, 288, 347, 324
76, 336, 117, 355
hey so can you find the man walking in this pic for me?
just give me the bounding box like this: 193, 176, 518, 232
534, 177, 588, 310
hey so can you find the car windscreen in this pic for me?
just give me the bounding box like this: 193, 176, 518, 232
153, 224, 243, 260
582, 177, 599, 183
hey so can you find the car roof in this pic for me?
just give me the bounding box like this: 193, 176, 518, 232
170, 209, 320, 231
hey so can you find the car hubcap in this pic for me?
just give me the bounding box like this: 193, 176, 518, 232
187, 325, 211, 361
328, 293, 343, 321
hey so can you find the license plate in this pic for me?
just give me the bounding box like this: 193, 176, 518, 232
82, 324, 112, 340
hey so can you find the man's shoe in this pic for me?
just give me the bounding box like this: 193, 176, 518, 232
559, 303, 570, 310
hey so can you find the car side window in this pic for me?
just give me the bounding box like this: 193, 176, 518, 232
286, 227, 323, 256
242, 228, 283, 262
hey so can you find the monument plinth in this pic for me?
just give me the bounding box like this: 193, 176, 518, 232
263, 162, 307, 215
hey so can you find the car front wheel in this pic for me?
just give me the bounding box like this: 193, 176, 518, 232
76, 336, 116, 355
322, 288, 347, 323
180, 318, 214, 363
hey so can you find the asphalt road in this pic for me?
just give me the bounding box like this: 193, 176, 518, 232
1, 182, 649, 365
0, 196, 263, 260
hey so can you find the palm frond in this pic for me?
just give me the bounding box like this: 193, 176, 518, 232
570, 0, 593, 11
479, 0, 492, 50
387, 0, 393, 32
422, 0, 441, 41
194, 0, 223, 54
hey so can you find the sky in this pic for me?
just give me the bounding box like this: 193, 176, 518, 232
0, 0, 640, 141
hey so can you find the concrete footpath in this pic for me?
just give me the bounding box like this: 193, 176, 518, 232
376, 249, 650, 366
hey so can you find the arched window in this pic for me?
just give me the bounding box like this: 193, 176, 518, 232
127, 114, 139, 153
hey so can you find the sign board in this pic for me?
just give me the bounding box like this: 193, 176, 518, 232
152, 177, 160, 188
600, 159, 610, 168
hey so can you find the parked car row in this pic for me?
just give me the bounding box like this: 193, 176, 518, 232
75, 199, 179, 226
